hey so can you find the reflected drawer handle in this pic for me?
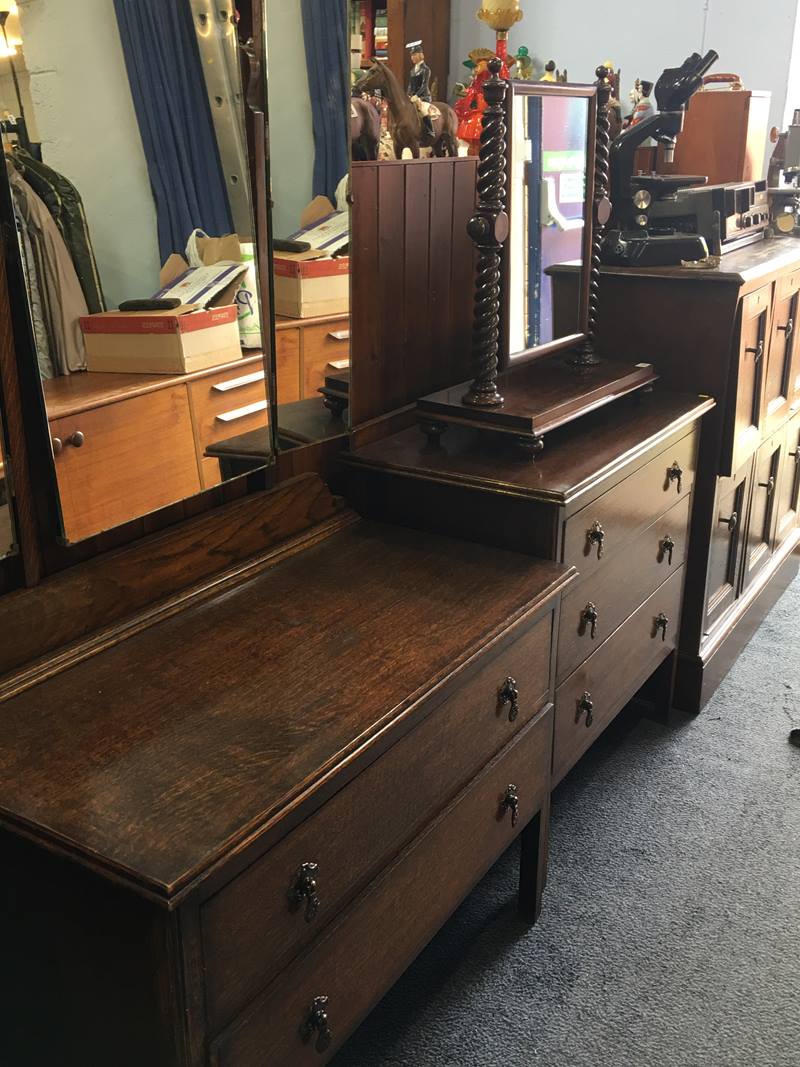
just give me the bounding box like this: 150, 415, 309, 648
498, 676, 520, 722
52, 431, 85, 456
327, 330, 350, 342
719, 511, 738, 532
778, 317, 794, 340
759, 476, 776, 497
659, 535, 676, 566
576, 691, 594, 728
288, 862, 320, 922
212, 370, 266, 392
654, 613, 669, 641
300, 995, 332, 1052
216, 399, 268, 423
746, 340, 764, 364
587, 520, 605, 560
501, 784, 520, 827
581, 602, 598, 640
666, 462, 683, 493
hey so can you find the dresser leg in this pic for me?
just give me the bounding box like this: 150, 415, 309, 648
518, 793, 550, 923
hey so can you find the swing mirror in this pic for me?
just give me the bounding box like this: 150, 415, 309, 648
0, 0, 276, 545
0, 414, 15, 561
505, 81, 597, 365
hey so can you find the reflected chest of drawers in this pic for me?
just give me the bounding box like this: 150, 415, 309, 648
345, 389, 713, 782
0, 517, 573, 1066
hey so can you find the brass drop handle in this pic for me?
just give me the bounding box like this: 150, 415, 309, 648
667, 462, 683, 493
582, 602, 599, 639
759, 476, 776, 497
791, 449, 800, 463
288, 862, 320, 922
719, 511, 738, 532
587, 520, 605, 560
499, 676, 520, 722
655, 613, 669, 641
576, 691, 594, 728
501, 784, 520, 827
660, 535, 676, 565
52, 431, 85, 456
746, 339, 764, 363
300, 995, 332, 1052
778, 318, 794, 341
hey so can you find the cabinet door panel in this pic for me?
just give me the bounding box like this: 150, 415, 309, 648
704, 464, 749, 634
742, 435, 782, 593
764, 276, 799, 436
775, 410, 800, 551
728, 285, 770, 475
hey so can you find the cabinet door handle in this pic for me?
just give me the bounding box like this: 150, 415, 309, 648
576, 691, 594, 728
654, 613, 669, 641
587, 520, 605, 559
581, 602, 599, 639
791, 449, 800, 463
501, 784, 520, 827
659, 535, 676, 565
52, 431, 85, 456
746, 339, 765, 363
300, 995, 332, 1052
719, 511, 738, 532
288, 862, 320, 922
778, 317, 794, 341
666, 462, 683, 493
498, 676, 520, 722
759, 476, 776, 496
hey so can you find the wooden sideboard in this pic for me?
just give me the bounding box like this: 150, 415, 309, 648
551, 240, 800, 710
344, 390, 714, 779
0, 491, 572, 1066
42, 313, 349, 542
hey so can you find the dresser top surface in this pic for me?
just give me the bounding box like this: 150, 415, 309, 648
0, 521, 570, 903
347, 389, 714, 506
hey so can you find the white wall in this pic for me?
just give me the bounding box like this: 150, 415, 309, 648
18, 0, 161, 310
450, 0, 800, 149
265, 0, 315, 237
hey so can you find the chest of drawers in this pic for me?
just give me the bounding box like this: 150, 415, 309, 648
0, 516, 572, 1066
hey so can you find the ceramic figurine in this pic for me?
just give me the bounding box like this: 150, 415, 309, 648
455, 47, 513, 154
406, 41, 435, 138
540, 59, 557, 82
514, 45, 534, 80
629, 80, 655, 126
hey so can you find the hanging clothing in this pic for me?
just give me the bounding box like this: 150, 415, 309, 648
11, 148, 106, 314
13, 206, 56, 379
8, 167, 88, 375
301, 0, 349, 205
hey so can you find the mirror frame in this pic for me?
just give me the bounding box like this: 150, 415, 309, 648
500, 80, 598, 371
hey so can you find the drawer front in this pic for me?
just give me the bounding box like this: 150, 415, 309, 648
557, 492, 691, 684
554, 566, 684, 785
201, 611, 554, 1032
50, 386, 201, 543
729, 284, 771, 476
210, 710, 552, 1067
742, 433, 782, 593
276, 329, 302, 403
188, 364, 269, 488
302, 323, 350, 399
775, 409, 800, 550
562, 431, 696, 579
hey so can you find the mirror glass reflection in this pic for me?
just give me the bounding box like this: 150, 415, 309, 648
1, 0, 272, 544
508, 91, 590, 359
0, 416, 15, 559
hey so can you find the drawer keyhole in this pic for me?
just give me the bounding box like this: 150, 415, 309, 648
301, 995, 332, 1052
288, 862, 321, 922
659, 535, 675, 566
576, 691, 594, 728
582, 602, 599, 639
499, 676, 520, 722
501, 784, 520, 827
587, 520, 605, 560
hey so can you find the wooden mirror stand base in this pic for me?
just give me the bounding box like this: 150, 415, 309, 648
417, 357, 659, 457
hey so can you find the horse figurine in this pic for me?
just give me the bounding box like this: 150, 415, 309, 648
356, 62, 459, 159
351, 96, 381, 161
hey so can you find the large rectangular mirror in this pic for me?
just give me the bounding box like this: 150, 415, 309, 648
0, 0, 275, 544
505, 81, 596, 365
0, 414, 15, 559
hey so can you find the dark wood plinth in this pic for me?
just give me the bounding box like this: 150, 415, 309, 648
417, 357, 659, 452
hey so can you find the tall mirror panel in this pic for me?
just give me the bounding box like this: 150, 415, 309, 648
0, 0, 274, 544
0, 414, 15, 558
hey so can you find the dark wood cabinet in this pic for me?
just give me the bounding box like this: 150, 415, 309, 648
775, 410, 800, 550
704, 462, 749, 634
730, 284, 770, 476
765, 271, 800, 436
742, 434, 783, 593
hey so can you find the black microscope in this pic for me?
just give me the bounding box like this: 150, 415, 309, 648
602, 50, 720, 267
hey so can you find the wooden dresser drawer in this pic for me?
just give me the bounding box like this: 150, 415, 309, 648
557, 492, 691, 683
188, 363, 269, 488
209, 710, 552, 1067
554, 565, 684, 785
302, 323, 350, 398
276, 329, 302, 403
201, 610, 554, 1032
562, 431, 696, 579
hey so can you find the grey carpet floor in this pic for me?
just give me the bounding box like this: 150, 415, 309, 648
333, 574, 800, 1067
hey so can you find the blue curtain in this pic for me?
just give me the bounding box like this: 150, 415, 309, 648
301, 0, 349, 205
114, 0, 234, 261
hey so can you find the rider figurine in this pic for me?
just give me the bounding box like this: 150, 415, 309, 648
407, 40, 435, 139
